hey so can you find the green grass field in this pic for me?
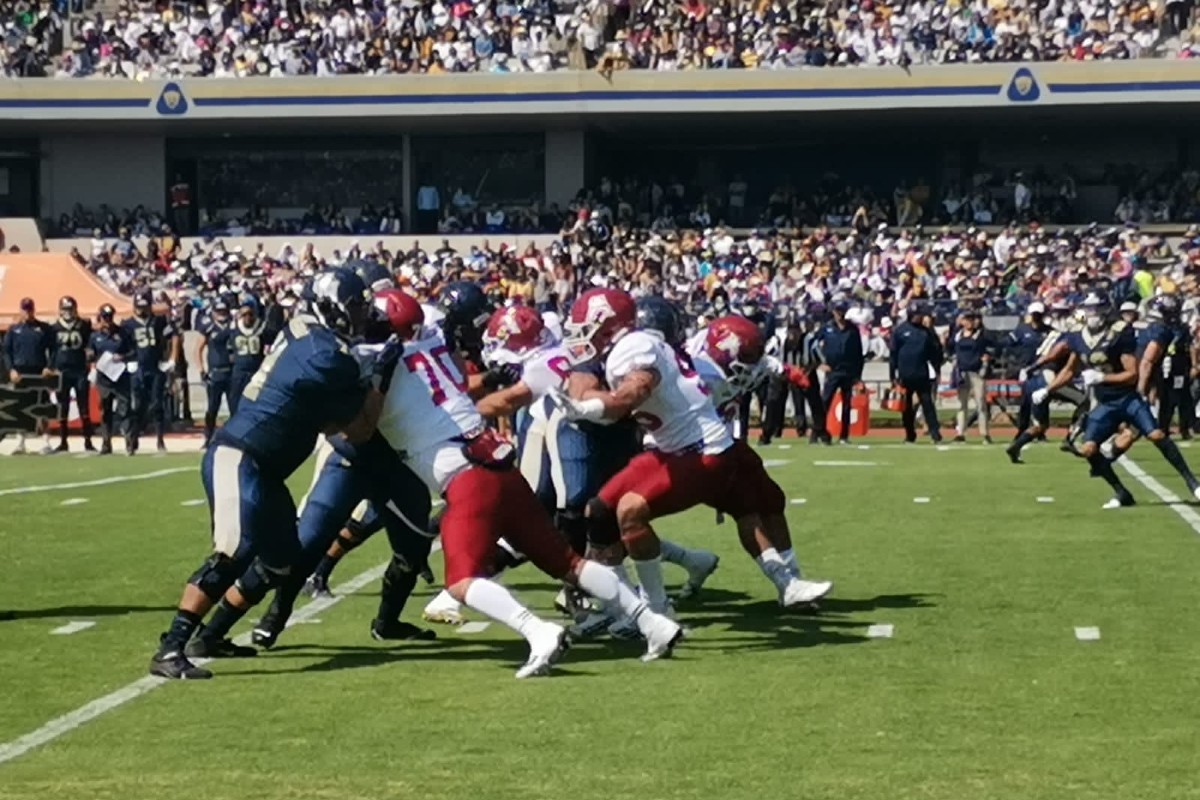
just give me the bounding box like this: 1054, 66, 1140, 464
2, 440, 1200, 800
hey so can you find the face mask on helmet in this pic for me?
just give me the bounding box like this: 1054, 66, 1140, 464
1084, 310, 1106, 333
563, 319, 601, 364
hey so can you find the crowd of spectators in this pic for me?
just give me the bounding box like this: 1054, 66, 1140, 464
69, 209, 1199, 345
2, 0, 1187, 79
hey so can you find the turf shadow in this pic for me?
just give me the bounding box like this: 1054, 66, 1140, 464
815, 593, 939, 613
0, 604, 177, 621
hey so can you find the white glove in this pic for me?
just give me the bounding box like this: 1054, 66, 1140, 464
159, 359, 176, 374
761, 355, 784, 376
1031, 387, 1049, 405
1081, 369, 1104, 388
1018, 368, 1029, 382
550, 390, 607, 423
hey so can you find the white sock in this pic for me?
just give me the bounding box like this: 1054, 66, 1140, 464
778, 547, 801, 577
576, 560, 648, 620
613, 559, 636, 589
633, 556, 669, 612
755, 548, 791, 592
463, 579, 543, 640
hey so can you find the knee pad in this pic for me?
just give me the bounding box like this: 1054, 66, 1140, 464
585, 497, 620, 548
555, 508, 589, 556
234, 559, 290, 606
187, 553, 244, 602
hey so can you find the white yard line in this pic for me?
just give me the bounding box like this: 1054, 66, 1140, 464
0, 560, 387, 766
1074, 626, 1101, 642
1118, 457, 1200, 536
49, 621, 95, 636
0, 468, 192, 498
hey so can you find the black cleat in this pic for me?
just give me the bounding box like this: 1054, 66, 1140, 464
184, 635, 257, 659
1005, 443, 1024, 464
156, 438, 168, 453
251, 608, 284, 650
419, 565, 435, 585
370, 619, 436, 641
83, 439, 96, 452
149, 649, 213, 680
99, 440, 112, 455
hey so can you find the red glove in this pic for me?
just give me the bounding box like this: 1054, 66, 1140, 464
784, 365, 810, 391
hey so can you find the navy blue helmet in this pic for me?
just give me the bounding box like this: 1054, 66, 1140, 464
349, 258, 393, 294
1150, 293, 1182, 322
636, 295, 683, 346
438, 281, 493, 361
303, 267, 371, 338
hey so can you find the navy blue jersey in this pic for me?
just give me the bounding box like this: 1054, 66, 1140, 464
215, 315, 367, 478
1134, 321, 1172, 360
199, 317, 235, 372
51, 317, 92, 372
231, 320, 271, 374
121, 315, 175, 367
87, 328, 132, 387
4, 320, 52, 372
1007, 322, 1046, 368
1065, 323, 1137, 403
1166, 325, 1194, 373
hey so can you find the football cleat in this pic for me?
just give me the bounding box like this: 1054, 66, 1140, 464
1102, 493, 1137, 510
780, 579, 833, 607
553, 586, 588, 618
302, 574, 333, 600
251, 609, 284, 649
156, 439, 167, 453
149, 649, 213, 680
53, 441, 69, 453
640, 613, 684, 663
1005, 442, 1024, 464
515, 624, 569, 679
676, 552, 720, 601
607, 614, 642, 641
422, 590, 465, 625
1192, 485, 1200, 502
568, 609, 619, 639
370, 619, 437, 641
184, 635, 258, 659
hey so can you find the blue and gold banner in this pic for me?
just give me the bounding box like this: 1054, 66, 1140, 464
0, 61, 1197, 121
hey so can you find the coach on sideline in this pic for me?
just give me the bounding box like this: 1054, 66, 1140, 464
890, 302, 944, 444
4, 297, 54, 454
817, 298, 865, 445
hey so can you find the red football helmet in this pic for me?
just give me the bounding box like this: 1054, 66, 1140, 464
564, 288, 637, 363
705, 315, 766, 387
373, 288, 425, 340
484, 305, 546, 357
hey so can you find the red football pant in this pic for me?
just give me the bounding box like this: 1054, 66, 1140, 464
440, 465, 578, 586
597, 440, 786, 519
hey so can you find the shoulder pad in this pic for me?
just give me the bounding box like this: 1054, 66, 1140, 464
1112, 321, 1127, 333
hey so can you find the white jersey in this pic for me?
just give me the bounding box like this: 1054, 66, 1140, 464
605, 330, 733, 455
377, 328, 483, 493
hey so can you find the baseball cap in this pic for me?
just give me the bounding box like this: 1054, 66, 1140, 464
1027, 301, 1046, 315
19, 297, 34, 311
213, 299, 230, 312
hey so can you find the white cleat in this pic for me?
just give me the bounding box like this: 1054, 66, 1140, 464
1193, 485, 1200, 502
676, 552, 720, 601
1102, 497, 1123, 510
780, 578, 833, 607
515, 624, 569, 679
639, 611, 684, 662
422, 590, 465, 625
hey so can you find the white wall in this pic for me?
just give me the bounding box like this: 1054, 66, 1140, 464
40, 135, 166, 221
544, 129, 585, 210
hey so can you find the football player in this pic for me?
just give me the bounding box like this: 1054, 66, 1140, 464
1004, 302, 1087, 464
49, 296, 95, 452
196, 297, 236, 447
686, 315, 834, 603
122, 292, 178, 454
557, 289, 832, 615
1038, 293, 1200, 509
372, 288, 683, 677
147, 268, 382, 679
228, 297, 272, 413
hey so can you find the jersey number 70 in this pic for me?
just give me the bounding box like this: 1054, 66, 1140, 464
404, 345, 467, 405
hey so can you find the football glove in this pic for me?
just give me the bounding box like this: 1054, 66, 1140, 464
1081, 369, 1104, 388
481, 362, 522, 391
549, 389, 607, 423
1031, 387, 1050, 405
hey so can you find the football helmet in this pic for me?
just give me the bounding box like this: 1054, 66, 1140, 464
350, 259, 394, 294
1080, 291, 1111, 333
373, 288, 425, 340
59, 296, 78, 322
1150, 293, 1182, 322
303, 267, 371, 338
705, 314, 766, 390
564, 288, 637, 364
635, 295, 683, 346
484, 305, 546, 358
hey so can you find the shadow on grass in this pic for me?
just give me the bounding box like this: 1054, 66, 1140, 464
0, 604, 176, 621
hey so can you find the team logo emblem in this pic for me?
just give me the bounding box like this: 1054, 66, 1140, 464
1007, 68, 1040, 103
584, 294, 616, 323
714, 331, 742, 360
156, 82, 190, 116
